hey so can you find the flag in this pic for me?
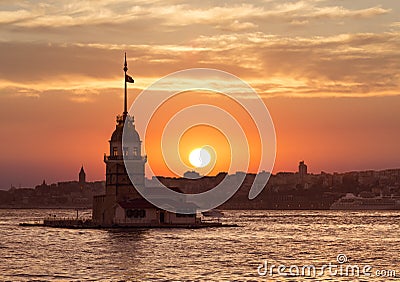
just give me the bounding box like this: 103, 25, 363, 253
125, 74, 134, 83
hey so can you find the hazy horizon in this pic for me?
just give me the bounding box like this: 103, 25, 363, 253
3, 162, 400, 190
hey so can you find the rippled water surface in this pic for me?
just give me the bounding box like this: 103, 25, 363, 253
0, 209, 399, 281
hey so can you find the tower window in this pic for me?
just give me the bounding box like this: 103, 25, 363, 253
123, 147, 129, 156
112, 147, 118, 156
133, 147, 138, 156
126, 209, 146, 218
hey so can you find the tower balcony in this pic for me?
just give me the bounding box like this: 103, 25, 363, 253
104, 154, 147, 162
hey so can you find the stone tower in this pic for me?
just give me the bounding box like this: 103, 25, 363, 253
92, 53, 146, 226
104, 113, 146, 201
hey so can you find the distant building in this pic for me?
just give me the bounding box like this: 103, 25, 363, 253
299, 161, 308, 183
79, 166, 86, 184
183, 170, 200, 179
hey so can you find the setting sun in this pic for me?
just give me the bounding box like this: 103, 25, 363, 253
189, 147, 212, 168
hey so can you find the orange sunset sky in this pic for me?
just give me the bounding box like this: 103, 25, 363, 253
1, 0, 400, 188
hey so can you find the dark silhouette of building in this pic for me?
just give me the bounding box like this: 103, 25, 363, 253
183, 170, 200, 179
299, 161, 308, 183
79, 166, 86, 184
92, 54, 201, 227
92, 54, 146, 226
0, 167, 105, 208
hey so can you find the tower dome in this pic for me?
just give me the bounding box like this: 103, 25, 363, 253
110, 115, 140, 143
109, 114, 142, 159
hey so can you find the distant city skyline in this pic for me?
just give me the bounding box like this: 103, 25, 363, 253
3, 161, 400, 191
1, 1, 400, 187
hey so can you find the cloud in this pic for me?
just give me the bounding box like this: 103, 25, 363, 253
1, 29, 399, 99
290, 19, 309, 26
0, 9, 32, 24
390, 22, 400, 28
218, 20, 258, 32
0, 1, 391, 31
0, 0, 398, 99
310, 5, 390, 19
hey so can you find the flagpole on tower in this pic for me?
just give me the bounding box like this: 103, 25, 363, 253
123, 52, 128, 118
